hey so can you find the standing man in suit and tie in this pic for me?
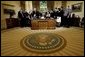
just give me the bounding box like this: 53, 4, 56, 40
23, 10, 29, 27
50, 9, 54, 19
63, 6, 72, 27
45, 11, 51, 19
18, 9, 24, 27
54, 8, 58, 19
66, 6, 72, 27
31, 8, 40, 19
60, 6, 64, 26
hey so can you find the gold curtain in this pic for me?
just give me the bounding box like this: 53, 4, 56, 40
20, 1, 25, 10
32, 1, 40, 10
62, 1, 67, 8
47, 1, 54, 10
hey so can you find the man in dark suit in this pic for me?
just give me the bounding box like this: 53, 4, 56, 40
80, 17, 84, 28
31, 8, 40, 19
71, 13, 76, 26
60, 6, 64, 26
18, 9, 24, 27
50, 9, 54, 18
45, 11, 51, 19
75, 15, 80, 27
23, 10, 29, 27
54, 8, 58, 19
18, 9, 29, 27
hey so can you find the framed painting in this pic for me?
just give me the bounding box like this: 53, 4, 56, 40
72, 2, 82, 12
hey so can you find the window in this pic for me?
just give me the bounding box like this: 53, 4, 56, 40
40, 1, 47, 12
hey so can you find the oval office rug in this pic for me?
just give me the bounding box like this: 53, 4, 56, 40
21, 33, 66, 53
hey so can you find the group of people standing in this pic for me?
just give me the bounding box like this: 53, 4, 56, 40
18, 6, 83, 28
18, 9, 30, 27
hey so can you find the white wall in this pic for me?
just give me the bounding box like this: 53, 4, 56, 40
67, 1, 84, 19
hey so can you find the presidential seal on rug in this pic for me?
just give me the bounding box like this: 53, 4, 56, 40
21, 33, 66, 53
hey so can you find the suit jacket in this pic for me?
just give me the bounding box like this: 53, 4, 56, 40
23, 11, 29, 18
18, 11, 24, 19
54, 11, 58, 16
31, 11, 40, 18
50, 12, 54, 18
60, 10, 64, 17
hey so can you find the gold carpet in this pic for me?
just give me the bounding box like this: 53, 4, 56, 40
1, 27, 84, 56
